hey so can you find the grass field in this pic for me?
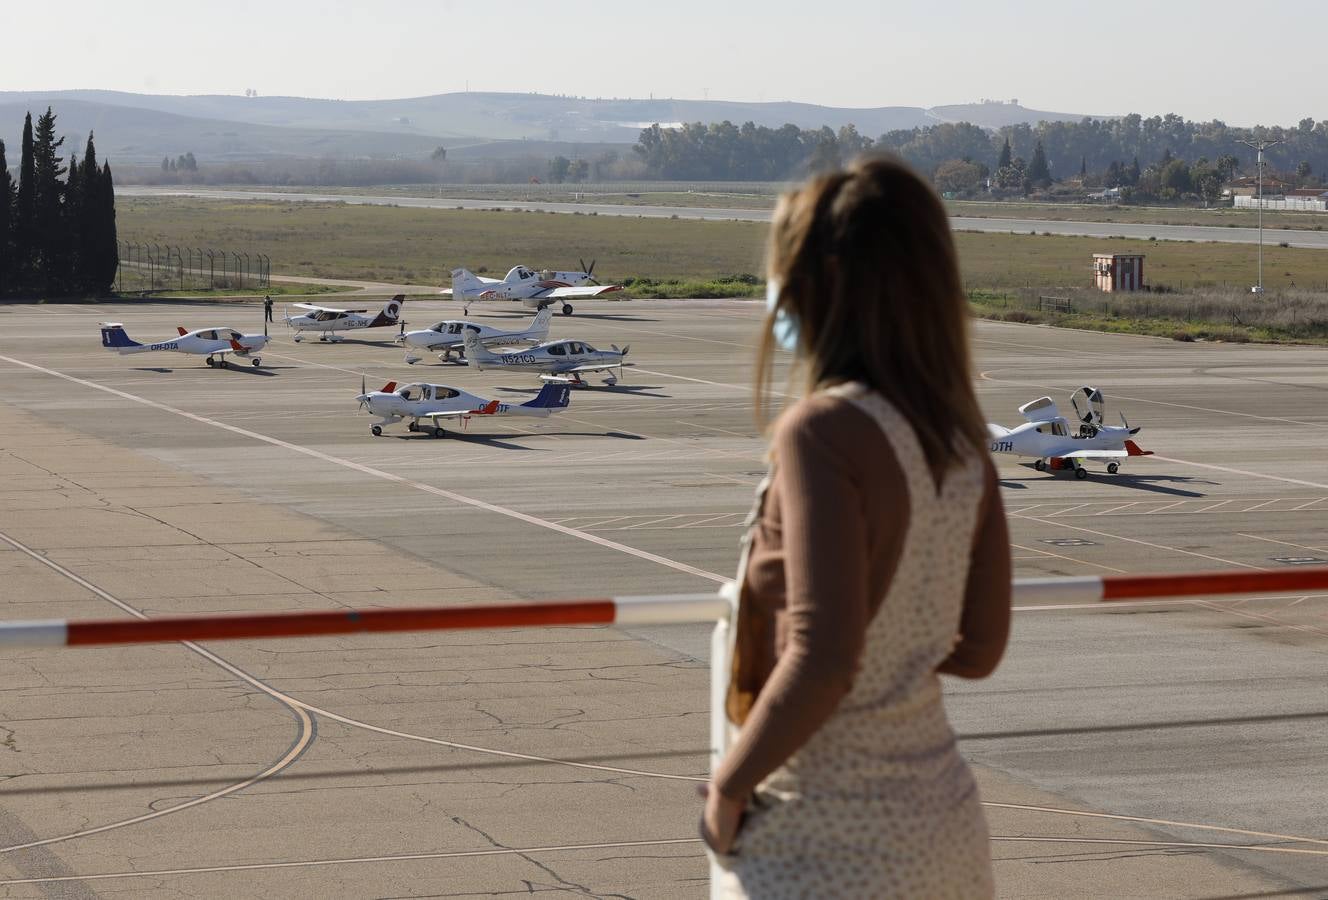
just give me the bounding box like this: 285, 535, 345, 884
117, 198, 770, 289
120, 196, 1328, 292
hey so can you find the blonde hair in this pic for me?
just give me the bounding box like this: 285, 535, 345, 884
755, 156, 987, 475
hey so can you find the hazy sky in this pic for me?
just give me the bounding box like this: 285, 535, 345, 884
4, 0, 1324, 125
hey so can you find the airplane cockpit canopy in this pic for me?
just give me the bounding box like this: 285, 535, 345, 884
507, 266, 533, 282
1071, 386, 1105, 425
396, 385, 423, 401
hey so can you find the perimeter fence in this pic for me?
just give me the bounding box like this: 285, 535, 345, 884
116, 242, 272, 294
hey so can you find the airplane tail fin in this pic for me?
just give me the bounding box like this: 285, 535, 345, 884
521, 383, 571, 410
368, 294, 405, 327
100, 323, 142, 350
1125, 439, 1153, 457
451, 268, 486, 299
461, 327, 499, 368
529, 306, 553, 339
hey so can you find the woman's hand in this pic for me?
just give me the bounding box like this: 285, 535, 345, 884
699, 783, 747, 855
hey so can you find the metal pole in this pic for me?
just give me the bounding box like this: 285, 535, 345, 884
1238, 138, 1283, 294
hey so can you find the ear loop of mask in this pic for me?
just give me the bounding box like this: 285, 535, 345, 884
766, 278, 799, 352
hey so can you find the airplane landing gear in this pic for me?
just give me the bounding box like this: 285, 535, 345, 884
251, 358, 262, 367
432, 426, 446, 439
561, 304, 574, 316
1107, 462, 1120, 474
408, 421, 420, 432
1033, 459, 1045, 471
371, 425, 383, 437
293, 334, 304, 343
205, 357, 215, 367
1075, 467, 1088, 480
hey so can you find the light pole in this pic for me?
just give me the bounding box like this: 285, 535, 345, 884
1238, 138, 1283, 294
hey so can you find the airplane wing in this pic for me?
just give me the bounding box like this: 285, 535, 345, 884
564, 361, 628, 374
1018, 396, 1062, 424
292, 303, 368, 313
418, 410, 470, 420
546, 285, 623, 299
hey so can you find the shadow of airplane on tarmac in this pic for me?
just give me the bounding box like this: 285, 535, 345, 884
1004, 467, 1218, 498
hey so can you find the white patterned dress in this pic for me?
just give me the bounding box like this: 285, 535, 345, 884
713, 384, 994, 899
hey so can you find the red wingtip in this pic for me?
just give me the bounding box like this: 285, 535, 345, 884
1125, 440, 1153, 457
177, 326, 188, 336
380, 381, 397, 393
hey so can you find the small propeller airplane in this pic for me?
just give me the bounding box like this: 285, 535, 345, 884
100, 323, 269, 368
355, 376, 571, 437
987, 386, 1152, 480
462, 328, 630, 386
442, 260, 622, 316
285, 295, 405, 342
396, 307, 553, 365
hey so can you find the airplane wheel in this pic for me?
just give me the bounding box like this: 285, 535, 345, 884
1107, 462, 1120, 474
293, 335, 302, 343
252, 358, 261, 367
1033, 459, 1044, 471
371, 425, 383, 437
433, 428, 445, 439
562, 304, 574, 316
1075, 467, 1088, 480
220, 360, 229, 368
205, 357, 215, 367
408, 422, 419, 432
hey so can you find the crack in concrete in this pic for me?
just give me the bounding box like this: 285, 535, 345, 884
449, 815, 636, 899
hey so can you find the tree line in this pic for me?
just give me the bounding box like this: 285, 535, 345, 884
631, 114, 1328, 200
0, 107, 118, 297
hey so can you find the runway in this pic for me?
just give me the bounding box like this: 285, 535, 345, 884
117, 186, 1328, 249
3, 298, 1328, 897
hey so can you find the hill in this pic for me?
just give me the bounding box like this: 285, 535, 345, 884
0, 90, 1098, 163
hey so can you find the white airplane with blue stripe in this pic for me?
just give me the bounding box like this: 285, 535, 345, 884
355, 379, 572, 437
100, 323, 269, 367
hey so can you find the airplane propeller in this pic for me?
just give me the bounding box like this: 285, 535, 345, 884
580, 258, 599, 285
358, 375, 369, 410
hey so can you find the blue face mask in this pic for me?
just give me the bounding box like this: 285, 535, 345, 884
766, 278, 799, 351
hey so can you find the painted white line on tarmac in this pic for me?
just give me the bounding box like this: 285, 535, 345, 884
1239, 532, 1328, 555
1151, 455, 1328, 492
1015, 516, 1263, 571
0, 352, 727, 586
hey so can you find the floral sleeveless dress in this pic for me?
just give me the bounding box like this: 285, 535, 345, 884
713, 384, 994, 899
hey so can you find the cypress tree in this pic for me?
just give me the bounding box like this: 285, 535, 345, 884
92, 162, 118, 294
1028, 140, 1052, 187
31, 107, 67, 293
14, 113, 35, 292
0, 140, 12, 296
997, 137, 1012, 171
66, 148, 82, 291
78, 134, 102, 292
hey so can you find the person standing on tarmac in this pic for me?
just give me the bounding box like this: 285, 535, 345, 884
263, 295, 274, 323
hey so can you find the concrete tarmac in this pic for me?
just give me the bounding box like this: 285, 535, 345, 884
2, 298, 1328, 897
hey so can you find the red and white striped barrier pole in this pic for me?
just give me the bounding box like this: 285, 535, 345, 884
4, 569, 1328, 649
0, 594, 729, 649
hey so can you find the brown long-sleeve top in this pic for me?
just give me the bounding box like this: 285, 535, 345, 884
713, 392, 1011, 800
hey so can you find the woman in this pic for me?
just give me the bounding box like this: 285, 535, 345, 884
701, 157, 1012, 898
